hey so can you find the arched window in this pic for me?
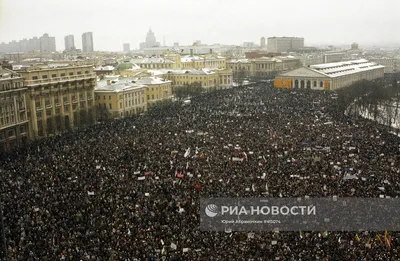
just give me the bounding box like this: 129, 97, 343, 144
313, 81, 317, 87
294, 80, 299, 88
320, 81, 324, 87
300, 80, 305, 88
306, 80, 311, 88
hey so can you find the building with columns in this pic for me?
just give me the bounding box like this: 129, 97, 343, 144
16, 64, 97, 138
274, 59, 385, 90
226, 56, 301, 79
0, 67, 29, 153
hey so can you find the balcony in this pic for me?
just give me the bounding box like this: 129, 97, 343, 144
36, 106, 43, 111
72, 100, 78, 104
55, 103, 61, 107
25, 73, 97, 86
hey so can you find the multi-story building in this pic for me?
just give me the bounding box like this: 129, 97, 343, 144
323, 52, 345, 63
82, 32, 94, 52
0, 67, 29, 153
123, 43, 130, 52
226, 56, 301, 79
274, 59, 384, 90
39, 33, 57, 53
161, 68, 233, 90
64, 35, 75, 51
267, 37, 304, 53
139, 28, 160, 49
136, 77, 172, 107
95, 80, 147, 118
260, 37, 266, 49
369, 58, 400, 74
16, 64, 97, 137
131, 57, 176, 70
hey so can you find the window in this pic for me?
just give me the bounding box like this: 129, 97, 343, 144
36, 112, 42, 118
42, 75, 48, 79
52, 74, 57, 78
320, 81, 324, 87
109, 96, 111, 100
0, 132, 4, 140
46, 110, 51, 116
32, 76, 38, 80
69, 72, 74, 76
109, 103, 112, 109
120, 102, 122, 108
61, 73, 66, 77
85, 71, 89, 74
313, 81, 317, 87
77, 71, 82, 75
7, 130, 14, 137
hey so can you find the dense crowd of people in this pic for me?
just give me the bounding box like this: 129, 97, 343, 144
0, 83, 399, 260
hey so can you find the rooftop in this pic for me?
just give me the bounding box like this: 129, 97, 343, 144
0, 68, 22, 80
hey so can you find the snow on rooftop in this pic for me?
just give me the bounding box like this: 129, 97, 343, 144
309, 59, 384, 78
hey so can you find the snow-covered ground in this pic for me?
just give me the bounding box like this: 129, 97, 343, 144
357, 101, 400, 132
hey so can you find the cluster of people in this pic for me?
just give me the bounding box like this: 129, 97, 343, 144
0, 83, 399, 260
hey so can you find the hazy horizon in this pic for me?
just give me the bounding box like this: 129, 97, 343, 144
1, 0, 399, 52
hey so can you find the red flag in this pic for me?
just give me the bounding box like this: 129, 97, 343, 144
194, 184, 201, 190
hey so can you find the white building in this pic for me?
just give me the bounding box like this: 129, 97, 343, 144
369, 58, 400, 74
64, 35, 75, 51
82, 32, 94, 52
40, 33, 56, 53
267, 37, 304, 53
274, 59, 385, 90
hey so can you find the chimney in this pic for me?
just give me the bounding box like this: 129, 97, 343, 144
210, 48, 213, 54
106, 80, 111, 86
190, 49, 193, 56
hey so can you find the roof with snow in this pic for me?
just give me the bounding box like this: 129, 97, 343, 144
280, 59, 385, 78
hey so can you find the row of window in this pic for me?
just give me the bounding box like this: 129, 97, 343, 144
0, 81, 23, 91
30, 71, 90, 80
0, 127, 26, 140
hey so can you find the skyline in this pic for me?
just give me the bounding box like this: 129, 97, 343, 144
0, 0, 399, 52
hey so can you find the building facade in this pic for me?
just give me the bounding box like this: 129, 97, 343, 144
161, 69, 232, 90
82, 32, 94, 52
0, 67, 29, 153
39, 33, 57, 53
274, 59, 385, 90
17, 65, 97, 137
123, 43, 130, 52
137, 77, 172, 107
64, 35, 75, 51
260, 37, 266, 49
370, 58, 400, 74
226, 56, 301, 79
267, 37, 304, 53
95, 81, 147, 118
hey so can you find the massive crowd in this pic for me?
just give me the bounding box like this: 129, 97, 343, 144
0, 83, 399, 260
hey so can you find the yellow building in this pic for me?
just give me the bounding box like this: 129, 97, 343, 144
131, 57, 176, 70
274, 59, 385, 90
161, 68, 233, 90
0, 67, 29, 152
17, 64, 97, 137
132, 53, 227, 71
136, 77, 173, 107
95, 80, 147, 118
226, 56, 301, 79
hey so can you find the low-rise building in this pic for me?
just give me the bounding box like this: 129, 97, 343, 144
136, 77, 172, 108
226, 56, 301, 79
159, 68, 232, 90
274, 59, 384, 90
0, 67, 29, 152
95, 80, 147, 118
16, 64, 97, 137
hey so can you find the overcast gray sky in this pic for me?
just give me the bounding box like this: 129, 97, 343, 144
0, 0, 399, 51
